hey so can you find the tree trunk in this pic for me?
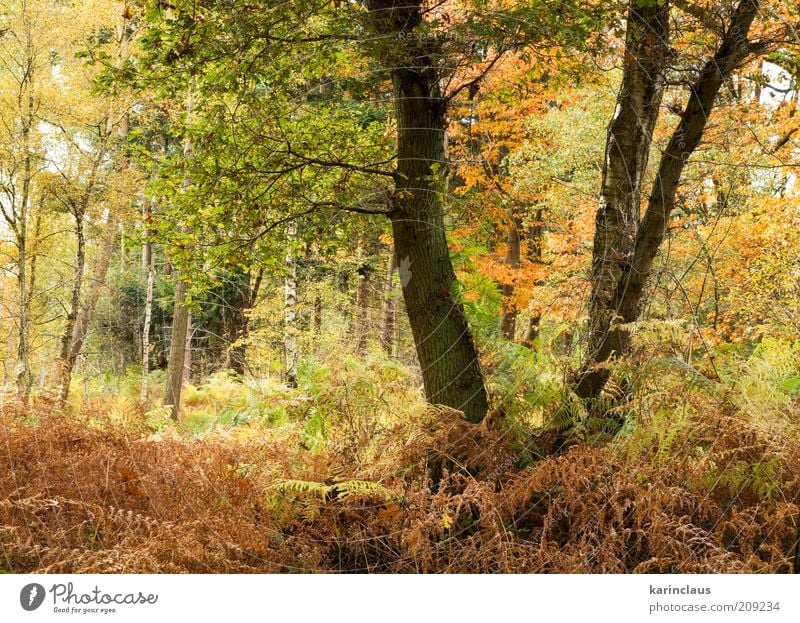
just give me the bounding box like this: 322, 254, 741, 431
577, 0, 760, 398
15, 77, 35, 402
367, 0, 488, 423
183, 311, 192, 383
225, 265, 260, 377
522, 208, 545, 347
165, 277, 190, 420
141, 234, 155, 402
284, 222, 299, 387
58, 217, 118, 404
575, 0, 671, 398
500, 210, 521, 341
55, 209, 86, 403
354, 258, 371, 354
16, 212, 29, 401
313, 290, 323, 337
164, 87, 195, 419
381, 248, 398, 356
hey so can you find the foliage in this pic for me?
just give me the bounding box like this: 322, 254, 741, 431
3, 348, 800, 572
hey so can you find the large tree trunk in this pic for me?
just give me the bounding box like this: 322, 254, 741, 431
367, 0, 489, 423
577, 0, 760, 399
575, 0, 671, 398
500, 210, 522, 341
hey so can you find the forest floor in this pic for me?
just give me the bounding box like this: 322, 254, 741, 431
2, 358, 800, 573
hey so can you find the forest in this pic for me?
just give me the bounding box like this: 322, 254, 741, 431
0, 0, 799, 574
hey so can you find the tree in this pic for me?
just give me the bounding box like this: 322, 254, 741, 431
164, 87, 195, 420
576, 0, 776, 400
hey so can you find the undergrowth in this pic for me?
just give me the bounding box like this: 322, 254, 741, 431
1, 344, 800, 573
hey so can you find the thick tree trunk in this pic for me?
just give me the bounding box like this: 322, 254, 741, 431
577, 0, 760, 398
284, 222, 299, 388
500, 211, 522, 341
381, 248, 398, 356
575, 0, 671, 398
367, 0, 489, 423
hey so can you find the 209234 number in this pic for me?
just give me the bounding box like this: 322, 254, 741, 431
736, 602, 780, 612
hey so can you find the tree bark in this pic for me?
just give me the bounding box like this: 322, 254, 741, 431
367, 0, 489, 422
500, 210, 522, 341
55, 148, 109, 404
522, 208, 545, 347
165, 277, 190, 420
576, 0, 760, 398
164, 87, 195, 419
141, 229, 155, 402
55, 209, 85, 403
381, 247, 398, 356
576, 0, 671, 398
354, 256, 371, 354
313, 290, 323, 337
225, 265, 260, 377
284, 222, 299, 387
183, 311, 192, 383
14, 68, 35, 402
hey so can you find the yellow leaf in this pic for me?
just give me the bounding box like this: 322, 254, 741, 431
442, 513, 453, 530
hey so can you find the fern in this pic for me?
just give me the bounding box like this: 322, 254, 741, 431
271, 478, 391, 502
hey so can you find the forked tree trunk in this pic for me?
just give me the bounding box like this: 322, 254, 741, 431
577, 0, 761, 398
367, 0, 488, 422
575, 0, 671, 397
55, 151, 109, 404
